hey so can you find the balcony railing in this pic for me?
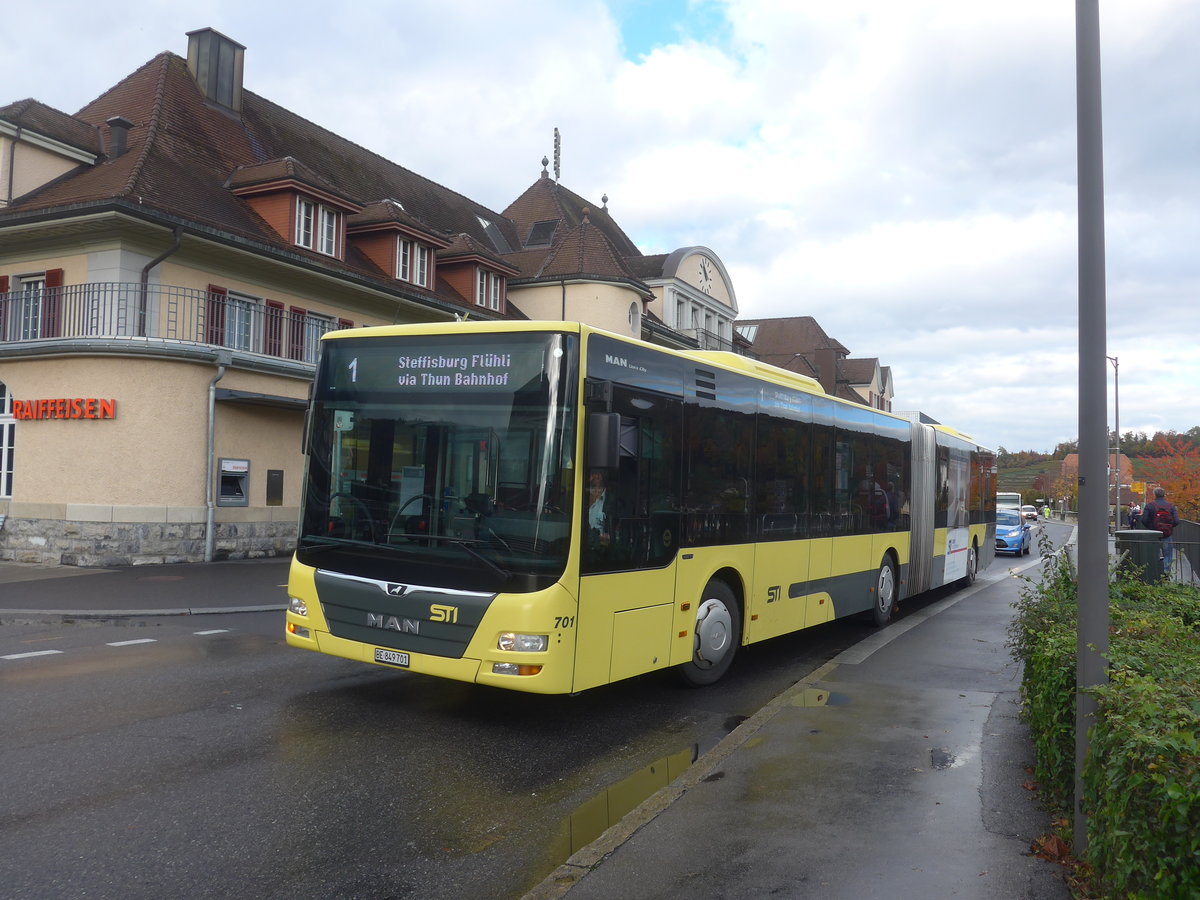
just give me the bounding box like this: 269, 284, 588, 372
686, 324, 758, 352
0, 282, 342, 363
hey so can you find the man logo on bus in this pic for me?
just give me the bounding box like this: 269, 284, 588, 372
386, 583, 408, 596
367, 612, 419, 634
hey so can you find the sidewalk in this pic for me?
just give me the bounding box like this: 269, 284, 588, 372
527, 552, 1071, 900
0, 556, 291, 620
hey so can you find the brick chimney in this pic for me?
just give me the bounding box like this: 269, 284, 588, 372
186, 28, 245, 113
814, 347, 838, 395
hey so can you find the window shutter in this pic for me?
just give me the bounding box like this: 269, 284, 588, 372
42, 268, 64, 338
0, 276, 8, 339
206, 285, 228, 345
264, 300, 285, 357
288, 306, 306, 360
337, 318, 353, 330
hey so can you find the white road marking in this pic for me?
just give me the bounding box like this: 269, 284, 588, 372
3, 650, 65, 660
105, 639, 158, 647
194, 629, 229, 635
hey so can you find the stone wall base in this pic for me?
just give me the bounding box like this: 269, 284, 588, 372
0, 516, 297, 567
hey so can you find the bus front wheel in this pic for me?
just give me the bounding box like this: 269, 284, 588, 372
872, 556, 897, 627
677, 579, 741, 687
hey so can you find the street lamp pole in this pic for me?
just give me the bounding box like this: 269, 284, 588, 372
1075, 0, 1110, 856
1108, 355, 1119, 530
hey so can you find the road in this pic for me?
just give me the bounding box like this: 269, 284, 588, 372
0, 521, 1067, 900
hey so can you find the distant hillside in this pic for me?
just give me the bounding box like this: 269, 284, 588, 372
996, 460, 1060, 500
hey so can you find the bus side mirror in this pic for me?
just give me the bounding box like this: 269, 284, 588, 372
587, 412, 620, 469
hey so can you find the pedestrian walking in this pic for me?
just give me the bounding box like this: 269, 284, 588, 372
1140, 488, 1180, 575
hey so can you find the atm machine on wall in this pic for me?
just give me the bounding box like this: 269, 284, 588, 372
217, 458, 250, 507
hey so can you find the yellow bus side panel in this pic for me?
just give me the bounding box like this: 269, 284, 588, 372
804, 536, 835, 625
575, 565, 677, 692
747, 541, 807, 642
831, 534, 877, 580
610, 603, 675, 683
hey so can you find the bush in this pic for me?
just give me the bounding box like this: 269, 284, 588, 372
1010, 555, 1200, 898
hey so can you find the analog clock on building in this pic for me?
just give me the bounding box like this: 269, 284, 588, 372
698, 258, 713, 294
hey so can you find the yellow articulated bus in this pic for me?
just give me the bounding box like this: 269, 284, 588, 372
286, 321, 996, 694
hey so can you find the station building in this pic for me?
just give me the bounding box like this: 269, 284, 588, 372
0, 28, 746, 565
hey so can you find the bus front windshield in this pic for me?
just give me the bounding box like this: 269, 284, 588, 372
297, 331, 579, 591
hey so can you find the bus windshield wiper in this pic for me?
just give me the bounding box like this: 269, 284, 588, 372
389, 533, 511, 578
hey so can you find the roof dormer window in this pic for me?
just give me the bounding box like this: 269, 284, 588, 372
475, 267, 503, 311
476, 215, 513, 254
296, 197, 341, 257
397, 238, 430, 287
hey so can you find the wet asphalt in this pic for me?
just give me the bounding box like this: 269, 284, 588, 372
1, 533, 1073, 900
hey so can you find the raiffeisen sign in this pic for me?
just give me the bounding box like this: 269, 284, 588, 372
12, 398, 117, 420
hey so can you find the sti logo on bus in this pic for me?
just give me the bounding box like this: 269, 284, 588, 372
430, 604, 458, 623
367, 613, 420, 634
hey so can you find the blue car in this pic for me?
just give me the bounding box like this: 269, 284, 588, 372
995, 508, 1032, 556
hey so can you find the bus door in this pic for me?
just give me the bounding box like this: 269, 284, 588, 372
574, 383, 682, 690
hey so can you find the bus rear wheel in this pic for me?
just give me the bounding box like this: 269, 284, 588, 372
872, 556, 897, 627
963, 542, 978, 586
676, 579, 741, 687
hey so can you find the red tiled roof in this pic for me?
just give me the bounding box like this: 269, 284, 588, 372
841, 357, 880, 384
528, 214, 653, 298
737, 316, 850, 361
505, 173, 642, 258
0, 98, 102, 154
0, 45, 668, 318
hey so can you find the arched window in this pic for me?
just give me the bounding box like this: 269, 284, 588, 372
0, 380, 13, 498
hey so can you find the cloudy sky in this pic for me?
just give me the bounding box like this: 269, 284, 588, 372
3, 0, 1197, 453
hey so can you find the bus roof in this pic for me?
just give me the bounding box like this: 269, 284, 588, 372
321, 320, 978, 440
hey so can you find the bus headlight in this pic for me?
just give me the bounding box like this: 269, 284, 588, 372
497, 632, 548, 652
288, 597, 308, 616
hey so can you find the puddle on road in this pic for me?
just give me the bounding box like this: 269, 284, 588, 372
547, 744, 700, 863
789, 688, 850, 708
931, 747, 957, 769
538, 689, 850, 880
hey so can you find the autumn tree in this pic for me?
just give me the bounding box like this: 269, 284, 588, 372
1138, 434, 1200, 520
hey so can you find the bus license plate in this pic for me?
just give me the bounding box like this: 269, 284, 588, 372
374, 648, 410, 667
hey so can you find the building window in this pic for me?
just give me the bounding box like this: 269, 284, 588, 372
296, 199, 314, 248
15, 276, 45, 340
296, 197, 340, 257
319, 206, 339, 256
474, 268, 503, 310
397, 239, 411, 280
396, 239, 429, 286
225, 292, 260, 351
676, 297, 685, 329
415, 245, 429, 287
0, 380, 13, 498
288, 307, 335, 364
3, 270, 64, 341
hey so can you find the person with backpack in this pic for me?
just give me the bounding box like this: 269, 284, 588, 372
1141, 487, 1180, 574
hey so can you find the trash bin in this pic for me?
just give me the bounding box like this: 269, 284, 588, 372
1115, 529, 1163, 583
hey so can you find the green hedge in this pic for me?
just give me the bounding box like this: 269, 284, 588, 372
1010, 555, 1200, 898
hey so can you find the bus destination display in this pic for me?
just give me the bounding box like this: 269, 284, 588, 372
325, 340, 550, 394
